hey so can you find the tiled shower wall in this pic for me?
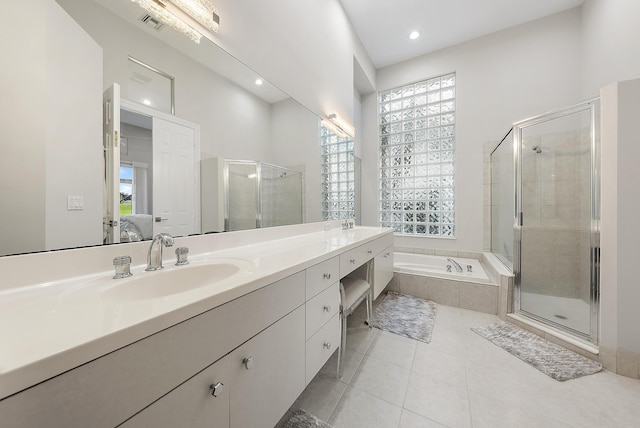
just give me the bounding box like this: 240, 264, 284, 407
519, 128, 592, 302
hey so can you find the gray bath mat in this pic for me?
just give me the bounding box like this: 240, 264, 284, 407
280, 409, 333, 428
369, 292, 437, 343
472, 322, 603, 381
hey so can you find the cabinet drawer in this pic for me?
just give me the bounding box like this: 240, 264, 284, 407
339, 246, 368, 277
368, 233, 394, 257
305, 281, 340, 339
373, 246, 394, 300
306, 256, 339, 299
340, 234, 394, 277
120, 357, 231, 428
305, 314, 340, 384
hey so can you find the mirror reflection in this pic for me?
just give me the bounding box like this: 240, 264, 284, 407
0, 0, 322, 257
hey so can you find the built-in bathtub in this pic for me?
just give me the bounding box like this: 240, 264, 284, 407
387, 252, 499, 315
394, 252, 491, 284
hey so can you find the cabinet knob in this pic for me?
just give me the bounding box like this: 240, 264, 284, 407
350, 259, 356, 264
323, 273, 331, 280
367, 250, 372, 254
243, 356, 254, 370
209, 382, 224, 397
323, 342, 332, 350
323, 305, 331, 312
384, 252, 390, 258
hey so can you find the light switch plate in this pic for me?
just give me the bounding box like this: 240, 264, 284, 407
67, 196, 84, 211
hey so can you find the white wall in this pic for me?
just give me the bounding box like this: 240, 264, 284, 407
45, 0, 103, 251
0, 0, 47, 255
363, 9, 583, 252
270, 99, 322, 223
580, 0, 640, 98
600, 79, 640, 356
209, 0, 376, 126
0, 0, 103, 256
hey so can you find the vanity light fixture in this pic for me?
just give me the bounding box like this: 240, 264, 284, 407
321, 119, 348, 139
168, 0, 220, 33
327, 113, 355, 139
131, 0, 220, 44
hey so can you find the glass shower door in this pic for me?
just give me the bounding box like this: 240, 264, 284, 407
515, 101, 599, 341
225, 161, 259, 231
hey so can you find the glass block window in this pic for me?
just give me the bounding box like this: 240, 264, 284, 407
379, 73, 456, 236
321, 125, 355, 220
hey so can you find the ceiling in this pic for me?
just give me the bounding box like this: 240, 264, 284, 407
340, 0, 585, 69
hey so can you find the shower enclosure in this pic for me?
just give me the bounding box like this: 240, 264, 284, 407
492, 99, 600, 344
490, 128, 515, 268
224, 160, 303, 231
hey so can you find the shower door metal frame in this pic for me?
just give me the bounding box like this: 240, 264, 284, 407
513, 98, 600, 345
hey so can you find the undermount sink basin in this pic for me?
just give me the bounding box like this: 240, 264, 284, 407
102, 261, 246, 301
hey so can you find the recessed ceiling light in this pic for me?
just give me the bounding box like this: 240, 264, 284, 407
143, 99, 151, 105
409, 31, 420, 40
255, 78, 263, 86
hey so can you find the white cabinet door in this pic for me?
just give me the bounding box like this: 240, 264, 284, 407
229, 306, 306, 428
120, 357, 230, 428
373, 246, 394, 300
152, 117, 196, 237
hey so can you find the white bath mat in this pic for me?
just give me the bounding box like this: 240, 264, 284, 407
280, 409, 334, 428
472, 322, 603, 381
369, 292, 437, 343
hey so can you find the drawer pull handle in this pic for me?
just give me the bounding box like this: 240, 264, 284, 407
367, 250, 372, 254
209, 382, 224, 397
243, 357, 254, 370
384, 253, 390, 258
323, 273, 332, 280
350, 259, 356, 264
323, 305, 332, 312
323, 342, 332, 350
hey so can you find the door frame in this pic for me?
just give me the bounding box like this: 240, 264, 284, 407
513, 98, 600, 345
120, 99, 201, 235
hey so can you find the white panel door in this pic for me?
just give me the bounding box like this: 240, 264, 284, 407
103, 83, 121, 244
152, 117, 196, 237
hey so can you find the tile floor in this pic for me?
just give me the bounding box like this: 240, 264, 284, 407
283, 299, 640, 428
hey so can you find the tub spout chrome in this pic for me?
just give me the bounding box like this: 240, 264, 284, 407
446, 258, 463, 273
146, 233, 174, 271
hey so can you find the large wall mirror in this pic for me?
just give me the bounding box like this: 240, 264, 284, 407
0, 0, 323, 257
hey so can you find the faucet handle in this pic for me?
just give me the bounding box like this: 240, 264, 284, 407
113, 255, 133, 279
175, 247, 189, 266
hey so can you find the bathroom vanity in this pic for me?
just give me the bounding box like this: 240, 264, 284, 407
0, 223, 393, 428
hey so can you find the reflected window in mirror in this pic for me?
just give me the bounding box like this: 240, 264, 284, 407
120, 165, 134, 216
119, 162, 150, 216
321, 126, 356, 220
127, 57, 175, 114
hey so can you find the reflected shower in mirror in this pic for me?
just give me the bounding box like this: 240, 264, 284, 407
0, 0, 321, 257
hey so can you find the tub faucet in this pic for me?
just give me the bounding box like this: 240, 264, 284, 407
146, 233, 174, 271
446, 258, 463, 273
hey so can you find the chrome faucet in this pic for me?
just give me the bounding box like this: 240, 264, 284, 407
146, 233, 174, 271
446, 257, 463, 273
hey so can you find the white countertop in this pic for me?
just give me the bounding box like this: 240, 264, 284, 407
0, 225, 392, 400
